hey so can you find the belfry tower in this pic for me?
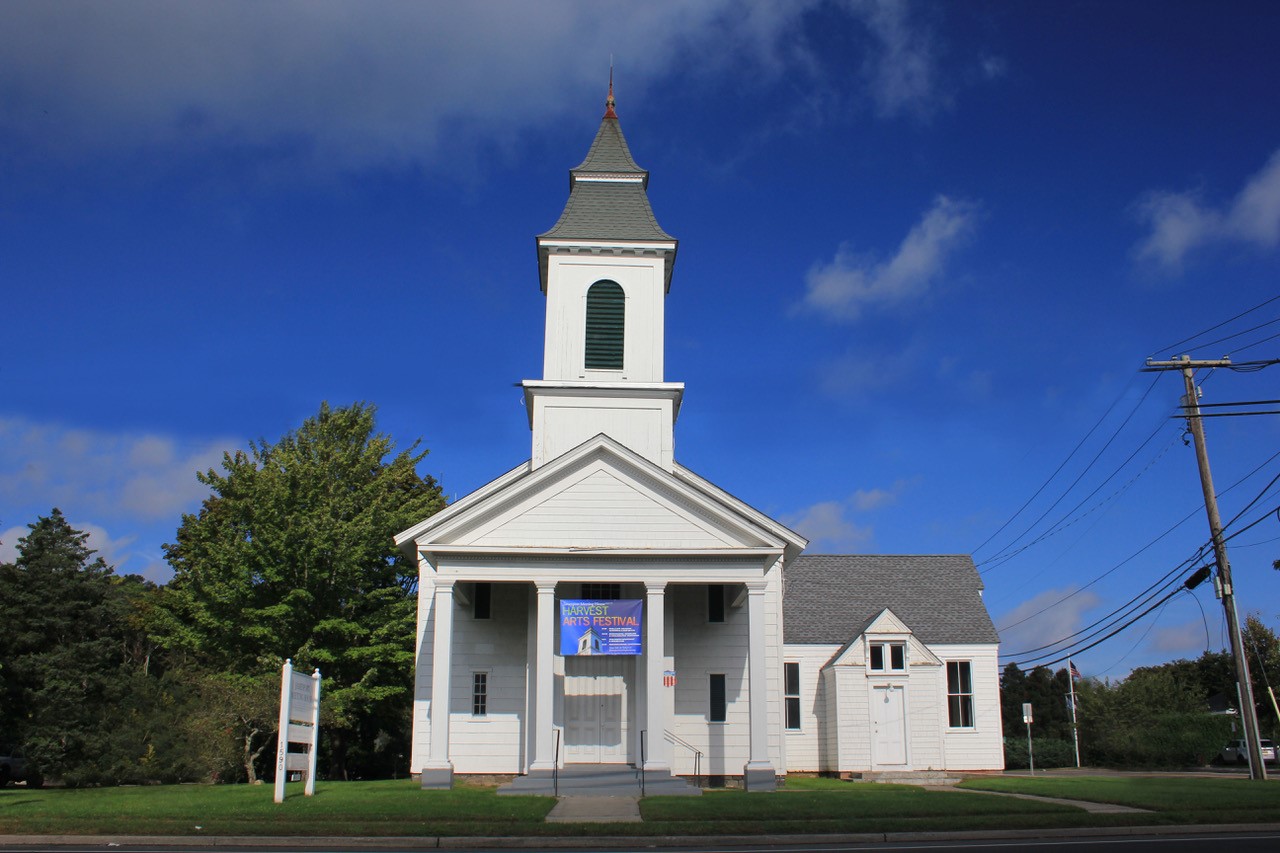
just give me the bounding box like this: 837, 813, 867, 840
524, 81, 683, 470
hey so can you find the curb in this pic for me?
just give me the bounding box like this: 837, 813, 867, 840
4, 824, 1280, 849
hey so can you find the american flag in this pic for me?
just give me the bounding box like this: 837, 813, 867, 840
1069, 660, 1081, 680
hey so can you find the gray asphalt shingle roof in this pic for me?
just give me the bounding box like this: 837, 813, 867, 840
539, 116, 675, 243
540, 181, 673, 242
572, 116, 644, 175
784, 554, 999, 645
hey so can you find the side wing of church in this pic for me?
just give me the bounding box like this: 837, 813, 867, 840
396, 88, 1003, 790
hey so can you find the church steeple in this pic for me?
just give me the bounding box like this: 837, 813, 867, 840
537, 83, 676, 292
524, 87, 684, 471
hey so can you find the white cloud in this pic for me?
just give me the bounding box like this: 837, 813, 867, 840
801, 195, 979, 321
0, 1, 820, 173
784, 480, 910, 550
784, 501, 874, 551
855, 0, 942, 119
1149, 617, 1209, 655
0, 1, 976, 175
0, 416, 234, 522
995, 586, 1103, 662
1134, 148, 1280, 272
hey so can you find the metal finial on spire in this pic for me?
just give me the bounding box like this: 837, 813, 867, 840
604, 61, 617, 119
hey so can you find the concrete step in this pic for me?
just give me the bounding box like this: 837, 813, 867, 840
497, 764, 702, 797
851, 770, 961, 785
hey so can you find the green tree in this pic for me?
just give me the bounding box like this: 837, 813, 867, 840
154, 402, 445, 779
1243, 614, 1280, 735
0, 509, 147, 784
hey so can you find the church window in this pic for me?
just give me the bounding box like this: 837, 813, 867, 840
784, 662, 801, 730
472, 672, 488, 717
584, 280, 625, 369
870, 642, 905, 672
947, 661, 974, 728
709, 673, 727, 722
707, 584, 725, 623
473, 582, 492, 620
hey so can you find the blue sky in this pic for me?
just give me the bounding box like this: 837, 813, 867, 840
3, 1, 1279, 679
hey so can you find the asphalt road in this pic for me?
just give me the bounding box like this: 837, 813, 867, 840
4, 831, 1280, 853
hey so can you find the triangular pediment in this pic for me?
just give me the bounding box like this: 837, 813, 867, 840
396, 434, 791, 554
828, 608, 942, 668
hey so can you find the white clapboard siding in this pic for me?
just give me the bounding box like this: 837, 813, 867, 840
412, 581, 532, 774
472, 469, 735, 549
780, 644, 842, 772
937, 644, 1005, 770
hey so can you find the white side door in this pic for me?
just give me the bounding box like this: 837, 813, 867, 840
871, 685, 907, 766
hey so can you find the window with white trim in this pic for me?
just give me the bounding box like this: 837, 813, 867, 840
709, 673, 727, 722
784, 661, 801, 730
473, 582, 492, 620
472, 672, 489, 717
869, 642, 906, 672
581, 583, 622, 600
947, 661, 974, 728
707, 584, 725, 623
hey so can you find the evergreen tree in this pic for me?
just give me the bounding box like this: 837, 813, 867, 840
0, 510, 135, 784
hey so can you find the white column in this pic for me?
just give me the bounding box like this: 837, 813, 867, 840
421, 578, 455, 788
743, 582, 777, 791
529, 581, 558, 772
643, 581, 670, 772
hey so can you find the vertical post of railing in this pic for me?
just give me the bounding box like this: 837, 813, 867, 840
639, 730, 646, 798
553, 729, 560, 798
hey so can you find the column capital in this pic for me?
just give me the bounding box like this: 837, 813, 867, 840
433, 577, 456, 593
535, 580, 557, 594
745, 580, 767, 593
645, 580, 668, 594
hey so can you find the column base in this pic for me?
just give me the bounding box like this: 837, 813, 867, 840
743, 761, 777, 792
419, 763, 454, 789
528, 760, 558, 773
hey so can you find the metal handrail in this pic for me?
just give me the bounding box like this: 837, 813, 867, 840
639, 730, 646, 797
664, 729, 703, 781
553, 729, 560, 797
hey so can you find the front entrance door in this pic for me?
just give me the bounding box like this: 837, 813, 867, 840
564, 656, 630, 763
871, 685, 907, 766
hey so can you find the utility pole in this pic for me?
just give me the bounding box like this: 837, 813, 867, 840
1144, 355, 1267, 780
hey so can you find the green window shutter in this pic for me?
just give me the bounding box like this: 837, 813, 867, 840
585, 280, 625, 369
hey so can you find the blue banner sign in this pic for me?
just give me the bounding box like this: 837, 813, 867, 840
560, 599, 643, 656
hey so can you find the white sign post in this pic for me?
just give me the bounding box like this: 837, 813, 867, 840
274, 659, 321, 803
1022, 702, 1034, 775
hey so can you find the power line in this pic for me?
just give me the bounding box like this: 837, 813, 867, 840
1152, 292, 1280, 358
980, 426, 1174, 573
977, 373, 1162, 565
972, 372, 1148, 558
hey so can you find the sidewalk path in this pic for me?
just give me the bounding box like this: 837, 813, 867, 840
936, 784, 1150, 814
546, 795, 641, 823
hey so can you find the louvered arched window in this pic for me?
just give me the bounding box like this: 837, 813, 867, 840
584, 280, 625, 370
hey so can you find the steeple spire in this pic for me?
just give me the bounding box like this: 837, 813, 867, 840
604, 64, 617, 119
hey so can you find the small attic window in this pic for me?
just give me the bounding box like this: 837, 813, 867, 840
870, 642, 905, 672
585, 280, 624, 369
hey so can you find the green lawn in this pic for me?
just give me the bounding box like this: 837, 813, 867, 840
2, 775, 1278, 838
958, 775, 1280, 824
0, 780, 554, 837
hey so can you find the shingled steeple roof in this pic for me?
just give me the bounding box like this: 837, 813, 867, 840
537, 84, 677, 291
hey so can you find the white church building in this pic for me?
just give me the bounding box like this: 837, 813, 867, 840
395, 89, 1003, 791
